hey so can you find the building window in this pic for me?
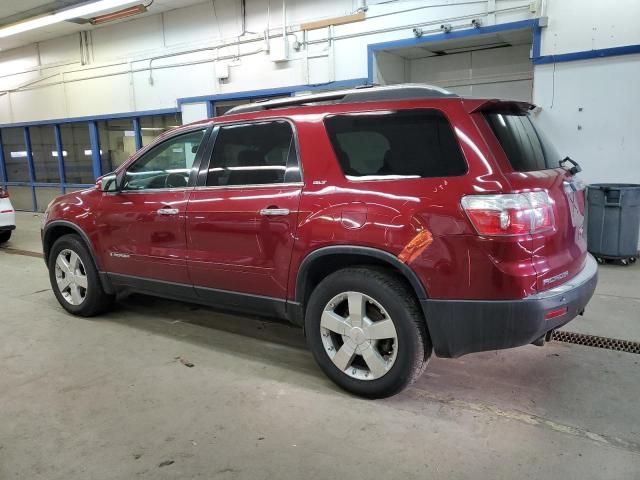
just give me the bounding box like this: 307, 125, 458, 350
139, 113, 182, 147
1, 128, 29, 182
60, 123, 94, 184
97, 119, 137, 173
29, 125, 60, 183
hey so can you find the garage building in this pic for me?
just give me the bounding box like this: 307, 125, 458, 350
0, 1, 639, 479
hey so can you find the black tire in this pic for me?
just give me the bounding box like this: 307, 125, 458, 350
0, 230, 10, 244
305, 267, 431, 398
48, 234, 114, 316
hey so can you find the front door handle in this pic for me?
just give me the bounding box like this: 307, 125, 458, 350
157, 207, 179, 215
260, 207, 290, 216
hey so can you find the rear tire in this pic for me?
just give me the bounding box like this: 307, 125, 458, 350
48, 234, 113, 316
0, 230, 11, 244
305, 267, 431, 398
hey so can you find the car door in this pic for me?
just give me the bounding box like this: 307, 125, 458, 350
186, 119, 302, 312
98, 127, 209, 288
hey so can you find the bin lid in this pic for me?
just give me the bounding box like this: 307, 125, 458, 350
588, 183, 640, 190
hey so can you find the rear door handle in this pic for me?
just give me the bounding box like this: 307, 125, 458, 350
259, 207, 290, 216
157, 207, 179, 215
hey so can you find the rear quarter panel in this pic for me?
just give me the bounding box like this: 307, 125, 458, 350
286, 100, 538, 301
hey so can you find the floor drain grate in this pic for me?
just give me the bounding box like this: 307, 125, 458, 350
552, 330, 640, 354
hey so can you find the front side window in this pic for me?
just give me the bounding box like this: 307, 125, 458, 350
484, 113, 560, 172
123, 129, 205, 191
205, 121, 300, 187
324, 109, 467, 179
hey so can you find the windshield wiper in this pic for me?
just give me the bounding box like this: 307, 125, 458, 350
559, 156, 582, 175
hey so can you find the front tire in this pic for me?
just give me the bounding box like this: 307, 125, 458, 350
0, 230, 11, 244
305, 267, 431, 398
48, 234, 113, 316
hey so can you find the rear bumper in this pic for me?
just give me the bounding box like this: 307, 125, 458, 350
422, 254, 598, 358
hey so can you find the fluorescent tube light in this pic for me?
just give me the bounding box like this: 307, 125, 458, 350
0, 0, 138, 39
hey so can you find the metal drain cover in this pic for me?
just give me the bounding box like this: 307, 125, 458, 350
552, 330, 640, 354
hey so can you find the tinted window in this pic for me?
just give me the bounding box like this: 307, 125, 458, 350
206, 121, 300, 187
123, 129, 205, 190
324, 110, 466, 179
484, 113, 559, 172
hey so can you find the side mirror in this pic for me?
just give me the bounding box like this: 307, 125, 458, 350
98, 172, 120, 192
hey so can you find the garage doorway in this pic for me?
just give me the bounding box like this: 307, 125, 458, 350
373, 28, 534, 102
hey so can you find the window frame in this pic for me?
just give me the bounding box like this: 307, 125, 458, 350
119, 126, 211, 194
323, 108, 468, 183
196, 118, 304, 190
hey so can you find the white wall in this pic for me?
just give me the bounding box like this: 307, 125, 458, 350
0, 0, 639, 187
540, 0, 640, 55
533, 54, 640, 184
532, 0, 640, 184
0, 0, 534, 124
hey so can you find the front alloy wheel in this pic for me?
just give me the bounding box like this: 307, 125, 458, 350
55, 249, 88, 305
48, 234, 113, 316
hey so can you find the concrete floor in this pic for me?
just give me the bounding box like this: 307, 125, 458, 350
1, 213, 639, 479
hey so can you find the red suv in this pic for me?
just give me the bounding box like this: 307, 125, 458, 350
42, 84, 597, 398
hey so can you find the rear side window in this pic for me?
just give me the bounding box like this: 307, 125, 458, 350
324, 109, 467, 179
206, 120, 301, 187
484, 113, 559, 172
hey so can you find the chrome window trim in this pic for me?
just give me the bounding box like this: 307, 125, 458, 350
193, 182, 303, 191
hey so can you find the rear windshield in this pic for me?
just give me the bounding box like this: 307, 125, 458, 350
484, 113, 559, 172
324, 109, 467, 179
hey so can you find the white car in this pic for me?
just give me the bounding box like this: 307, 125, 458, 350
0, 187, 16, 244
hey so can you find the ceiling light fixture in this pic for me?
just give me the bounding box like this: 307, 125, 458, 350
0, 0, 139, 39
90, 4, 147, 25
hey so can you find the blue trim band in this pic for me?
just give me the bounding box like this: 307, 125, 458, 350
0, 107, 180, 129
132, 117, 143, 151
53, 125, 66, 194
0, 130, 6, 184
176, 78, 369, 106
88, 121, 102, 180
366, 19, 541, 83
0, 181, 93, 188
534, 44, 640, 65
23, 127, 38, 211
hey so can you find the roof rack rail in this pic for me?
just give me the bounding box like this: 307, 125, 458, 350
225, 83, 458, 115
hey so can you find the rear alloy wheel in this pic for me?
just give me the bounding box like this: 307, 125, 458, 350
320, 291, 398, 381
306, 267, 431, 398
48, 234, 113, 316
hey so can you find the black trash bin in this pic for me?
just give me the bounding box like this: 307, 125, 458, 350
586, 183, 640, 265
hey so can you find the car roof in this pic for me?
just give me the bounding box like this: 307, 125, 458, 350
224, 83, 458, 115
173, 84, 534, 132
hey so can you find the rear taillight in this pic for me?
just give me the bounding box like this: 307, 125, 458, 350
461, 191, 554, 236
0, 188, 8, 199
